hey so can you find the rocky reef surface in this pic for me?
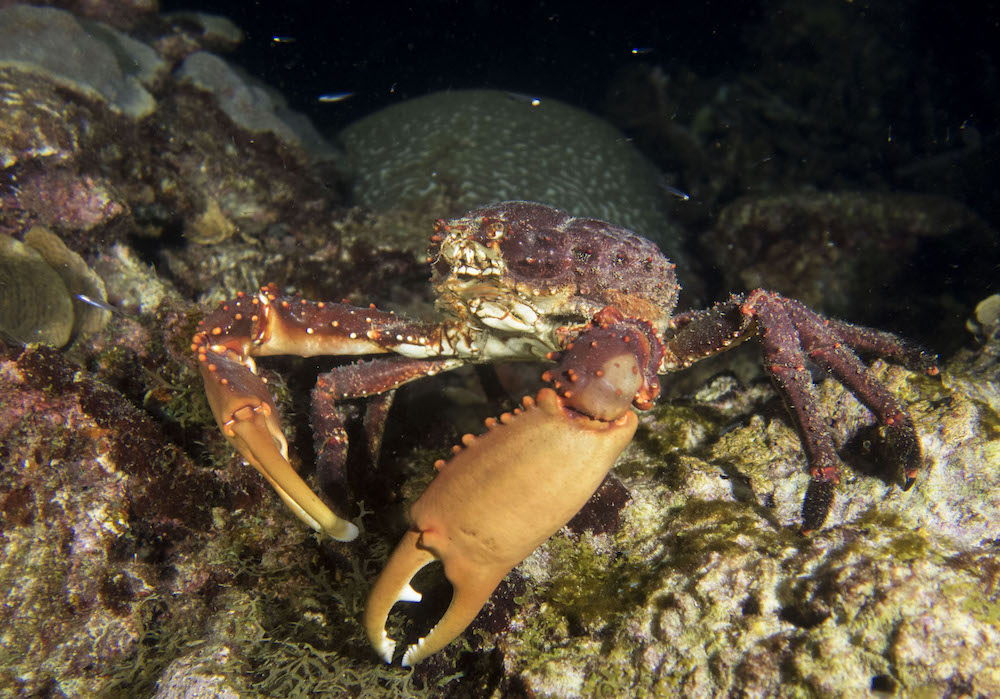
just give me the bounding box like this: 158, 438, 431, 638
0, 2, 997, 698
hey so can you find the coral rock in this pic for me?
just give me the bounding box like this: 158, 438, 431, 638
339, 89, 686, 267
0, 4, 164, 118
0, 233, 74, 346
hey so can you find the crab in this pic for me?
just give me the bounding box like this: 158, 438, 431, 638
191, 200, 936, 666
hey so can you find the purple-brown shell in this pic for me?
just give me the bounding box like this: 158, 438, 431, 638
431, 201, 679, 328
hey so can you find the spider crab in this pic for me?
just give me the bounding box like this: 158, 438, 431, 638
192, 201, 935, 666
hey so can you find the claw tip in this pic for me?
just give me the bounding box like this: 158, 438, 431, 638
399, 583, 422, 603
341, 521, 360, 541
402, 637, 426, 667
377, 631, 396, 664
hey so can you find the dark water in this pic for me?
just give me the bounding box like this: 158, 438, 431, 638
161, 0, 1000, 349
161, 0, 996, 141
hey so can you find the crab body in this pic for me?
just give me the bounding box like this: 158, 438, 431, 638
192, 201, 935, 665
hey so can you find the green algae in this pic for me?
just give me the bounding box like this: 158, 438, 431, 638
636, 404, 718, 460
886, 531, 930, 562
543, 535, 649, 629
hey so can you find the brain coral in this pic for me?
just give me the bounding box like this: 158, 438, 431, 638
339, 89, 685, 264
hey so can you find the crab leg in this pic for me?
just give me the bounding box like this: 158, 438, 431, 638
662, 290, 935, 531
311, 356, 465, 491
192, 286, 460, 540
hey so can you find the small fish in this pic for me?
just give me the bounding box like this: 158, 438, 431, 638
505, 92, 542, 107
659, 183, 691, 201
271, 35, 296, 44
630, 47, 654, 55
75, 294, 117, 313
318, 92, 356, 103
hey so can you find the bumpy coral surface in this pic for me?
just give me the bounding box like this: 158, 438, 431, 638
339, 89, 687, 266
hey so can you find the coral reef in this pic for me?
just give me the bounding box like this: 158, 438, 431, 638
176, 51, 337, 162
0, 233, 74, 346
0, 1, 996, 696
339, 89, 687, 266
0, 4, 164, 119
0, 3, 345, 271
0, 226, 109, 346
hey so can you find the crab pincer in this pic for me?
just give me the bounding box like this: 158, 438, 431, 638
364, 314, 662, 665
363, 387, 638, 665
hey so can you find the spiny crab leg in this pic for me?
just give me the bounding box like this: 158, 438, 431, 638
364, 308, 663, 665
192, 285, 459, 541
662, 290, 936, 532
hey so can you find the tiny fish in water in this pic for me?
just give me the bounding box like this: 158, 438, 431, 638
631, 47, 654, 55
318, 92, 356, 103
657, 176, 691, 201
661, 184, 690, 201
271, 35, 296, 44
505, 92, 542, 107
75, 294, 117, 313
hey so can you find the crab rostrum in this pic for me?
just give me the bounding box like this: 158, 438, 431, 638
192, 201, 936, 666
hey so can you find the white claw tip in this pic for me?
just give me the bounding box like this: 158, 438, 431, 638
377, 630, 396, 664
339, 521, 360, 542
401, 637, 426, 667
398, 583, 422, 603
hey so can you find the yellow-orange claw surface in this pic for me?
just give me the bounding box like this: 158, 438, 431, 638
364, 387, 638, 665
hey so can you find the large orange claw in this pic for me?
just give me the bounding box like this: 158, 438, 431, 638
364, 387, 638, 665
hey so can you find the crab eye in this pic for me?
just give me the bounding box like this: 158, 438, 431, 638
483, 220, 506, 240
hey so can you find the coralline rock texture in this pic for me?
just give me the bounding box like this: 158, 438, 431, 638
945, 298, 1000, 417
176, 51, 337, 163
0, 4, 347, 285
0, 4, 164, 119
0, 345, 230, 696
6, 0, 161, 30
339, 89, 687, 267
153, 11, 245, 63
